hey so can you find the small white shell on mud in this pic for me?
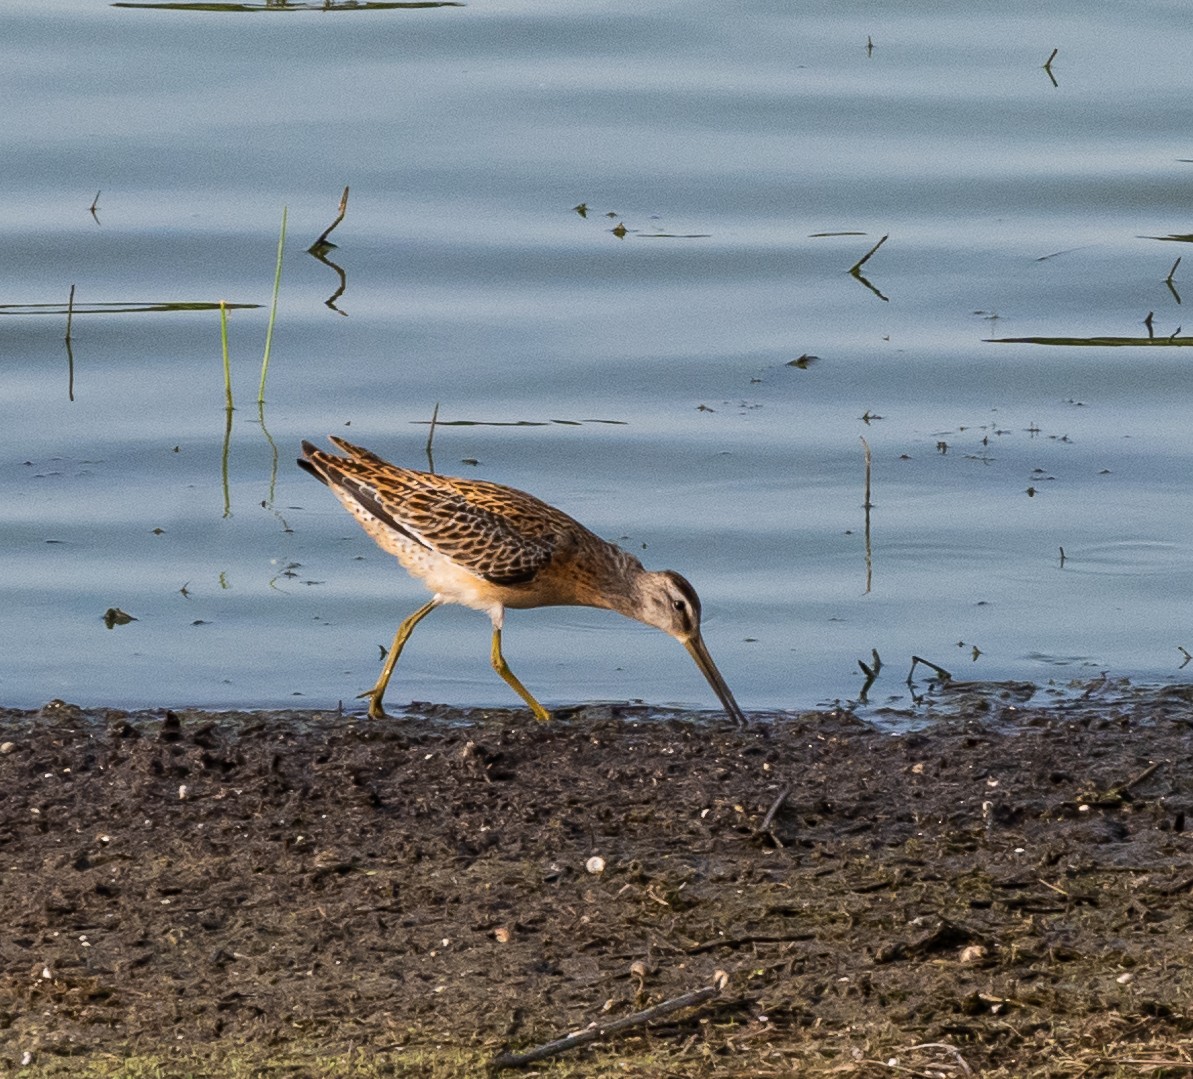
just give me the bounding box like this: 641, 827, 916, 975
585, 856, 606, 875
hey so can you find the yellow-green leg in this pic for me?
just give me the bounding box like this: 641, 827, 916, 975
359, 599, 438, 719
490, 627, 551, 722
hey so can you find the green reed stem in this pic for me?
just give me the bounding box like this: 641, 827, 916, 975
220, 300, 233, 411
258, 206, 287, 405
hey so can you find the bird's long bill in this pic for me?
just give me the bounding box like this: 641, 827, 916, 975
683, 634, 746, 725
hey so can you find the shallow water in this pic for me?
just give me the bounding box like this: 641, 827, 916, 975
2, 0, 1192, 714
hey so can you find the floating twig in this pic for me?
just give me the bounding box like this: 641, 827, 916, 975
309, 185, 349, 253
89, 191, 101, 224
490, 975, 728, 1070
258, 205, 288, 405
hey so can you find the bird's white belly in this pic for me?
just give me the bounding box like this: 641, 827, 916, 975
335, 489, 506, 619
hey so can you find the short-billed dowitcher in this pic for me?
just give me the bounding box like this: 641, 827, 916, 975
298, 437, 744, 725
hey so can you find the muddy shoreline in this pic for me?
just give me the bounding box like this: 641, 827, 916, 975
2, 686, 1192, 1076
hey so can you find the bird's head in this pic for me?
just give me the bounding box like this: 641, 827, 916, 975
634, 570, 745, 725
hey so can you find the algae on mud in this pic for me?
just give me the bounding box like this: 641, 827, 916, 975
1, 685, 1191, 1077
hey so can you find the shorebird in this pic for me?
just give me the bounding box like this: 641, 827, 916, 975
298, 437, 745, 725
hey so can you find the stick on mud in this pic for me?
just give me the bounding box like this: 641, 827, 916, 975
490, 976, 727, 1070
908, 655, 952, 685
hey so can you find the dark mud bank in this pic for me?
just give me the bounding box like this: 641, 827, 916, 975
2, 685, 1192, 1076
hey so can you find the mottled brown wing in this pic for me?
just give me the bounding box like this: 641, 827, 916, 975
392, 477, 572, 586
302, 441, 575, 586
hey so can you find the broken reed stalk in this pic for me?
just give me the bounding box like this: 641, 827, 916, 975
908, 655, 952, 685
849, 234, 888, 275
424, 401, 440, 472
65, 284, 76, 342
490, 978, 726, 1070
219, 300, 233, 411
860, 435, 872, 510
258, 205, 288, 405
425, 402, 440, 454
309, 185, 349, 252
1166, 256, 1182, 284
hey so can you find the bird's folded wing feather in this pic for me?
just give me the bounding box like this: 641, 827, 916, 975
336, 470, 562, 587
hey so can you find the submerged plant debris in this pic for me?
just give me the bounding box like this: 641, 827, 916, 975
1, 682, 1191, 1076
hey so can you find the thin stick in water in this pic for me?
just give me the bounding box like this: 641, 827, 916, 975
849, 234, 888, 276
219, 300, 234, 412
1042, 48, 1059, 87
258, 206, 288, 405
424, 401, 440, 473
860, 435, 873, 594
860, 435, 873, 510
65, 284, 76, 343
309, 185, 349, 253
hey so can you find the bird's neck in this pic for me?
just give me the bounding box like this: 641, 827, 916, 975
591, 545, 652, 622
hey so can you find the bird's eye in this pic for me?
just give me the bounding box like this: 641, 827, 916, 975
673, 599, 687, 613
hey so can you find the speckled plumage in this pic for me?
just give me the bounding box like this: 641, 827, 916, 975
298, 436, 744, 725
